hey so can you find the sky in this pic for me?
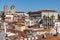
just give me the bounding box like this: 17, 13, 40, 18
0, 0, 60, 14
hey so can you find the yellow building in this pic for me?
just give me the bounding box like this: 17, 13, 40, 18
20, 26, 27, 31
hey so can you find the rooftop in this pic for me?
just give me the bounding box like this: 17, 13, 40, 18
37, 10, 56, 12
28, 10, 57, 14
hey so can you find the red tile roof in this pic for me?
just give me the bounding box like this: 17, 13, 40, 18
28, 10, 57, 14
0, 29, 3, 32
36, 29, 51, 32
37, 10, 56, 12
16, 12, 25, 13
55, 19, 60, 22
7, 29, 26, 37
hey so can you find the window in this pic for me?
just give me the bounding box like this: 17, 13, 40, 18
12, 26, 15, 29
26, 21, 30, 24
0, 24, 1, 28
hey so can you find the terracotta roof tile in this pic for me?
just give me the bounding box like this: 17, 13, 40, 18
37, 10, 56, 12
7, 29, 26, 37
36, 29, 51, 32
16, 12, 25, 13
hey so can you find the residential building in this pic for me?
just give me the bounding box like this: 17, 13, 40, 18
40, 10, 58, 29
54, 19, 60, 34
28, 10, 58, 29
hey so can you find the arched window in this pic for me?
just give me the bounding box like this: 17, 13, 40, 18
51, 15, 55, 19
43, 15, 47, 20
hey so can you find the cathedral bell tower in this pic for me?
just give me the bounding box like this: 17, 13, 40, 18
4, 5, 8, 15
10, 5, 15, 14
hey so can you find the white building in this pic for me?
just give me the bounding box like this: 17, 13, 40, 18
41, 10, 58, 19
25, 18, 35, 26
41, 10, 58, 29
5, 14, 14, 22
54, 19, 60, 33
28, 10, 58, 29
51, 19, 60, 34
